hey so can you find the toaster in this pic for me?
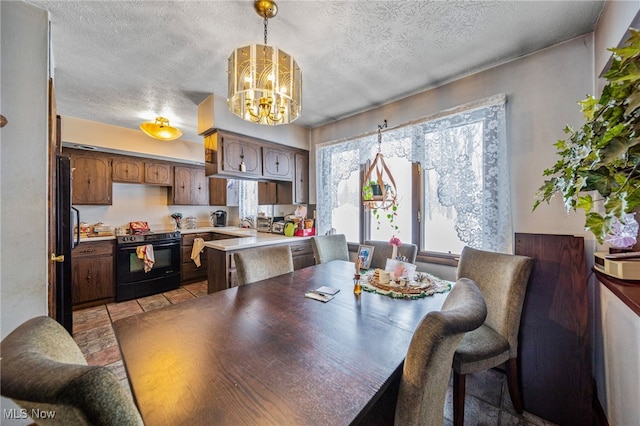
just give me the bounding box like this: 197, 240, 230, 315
271, 221, 285, 234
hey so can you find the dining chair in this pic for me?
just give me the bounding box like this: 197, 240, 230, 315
395, 278, 487, 425
233, 244, 294, 285
364, 240, 418, 269
452, 246, 533, 426
0, 316, 143, 426
310, 234, 350, 264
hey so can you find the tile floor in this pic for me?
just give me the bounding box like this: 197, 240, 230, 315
72, 280, 556, 426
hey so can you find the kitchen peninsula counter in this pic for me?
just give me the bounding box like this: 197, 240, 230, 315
204, 232, 315, 293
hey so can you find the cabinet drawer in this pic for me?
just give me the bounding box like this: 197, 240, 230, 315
289, 240, 313, 256
182, 232, 212, 246
73, 241, 114, 258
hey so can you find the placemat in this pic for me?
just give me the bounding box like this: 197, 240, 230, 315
361, 271, 451, 299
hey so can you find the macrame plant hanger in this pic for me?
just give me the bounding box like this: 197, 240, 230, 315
362, 120, 398, 210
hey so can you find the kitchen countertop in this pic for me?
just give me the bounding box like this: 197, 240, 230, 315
204, 232, 311, 251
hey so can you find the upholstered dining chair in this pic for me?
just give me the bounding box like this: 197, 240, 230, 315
452, 246, 534, 426
310, 234, 350, 264
395, 278, 487, 425
364, 239, 418, 269
233, 244, 294, 285
0, 316, 143, 426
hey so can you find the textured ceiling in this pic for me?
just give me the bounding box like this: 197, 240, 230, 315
26, 0, 605, 143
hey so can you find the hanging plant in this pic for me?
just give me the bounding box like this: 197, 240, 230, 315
533, 29, 640, 244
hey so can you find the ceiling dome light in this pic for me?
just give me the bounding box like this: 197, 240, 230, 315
140, 117, 182, 141
227, 0, 302, 125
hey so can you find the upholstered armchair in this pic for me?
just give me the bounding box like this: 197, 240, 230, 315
363, 240, 418, 269
310, 234, 350, 264
452, 246, 533, 426
395, 278, 487, 425
233, 245, 294, 285
0, 316, 143, 426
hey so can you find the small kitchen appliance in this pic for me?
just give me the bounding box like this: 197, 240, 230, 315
256, 216, 273, 233
211, 210, 227, 227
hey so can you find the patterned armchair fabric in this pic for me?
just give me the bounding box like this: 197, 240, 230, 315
310, 234, 350, 264
0, 316, 143, 426
395, 278, 487, 425
363, 240, 418, 269
233, 245, 294, 285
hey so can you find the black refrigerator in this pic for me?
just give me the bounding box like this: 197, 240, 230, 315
56, 155, 78, 333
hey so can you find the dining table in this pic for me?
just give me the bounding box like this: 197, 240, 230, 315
112, 260, 449, 425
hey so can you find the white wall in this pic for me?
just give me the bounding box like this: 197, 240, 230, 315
0, 1, 49, 423
0, 1, 49, 337
310, 33, 595, 270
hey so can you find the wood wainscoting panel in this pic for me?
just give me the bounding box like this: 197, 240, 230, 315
514, 233, 593, 425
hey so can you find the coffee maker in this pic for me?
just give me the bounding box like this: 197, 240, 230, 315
211, 210, 227, 227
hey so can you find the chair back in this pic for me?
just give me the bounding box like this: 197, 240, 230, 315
396, 278, 487, 425
310, 234, 349, 264
234, 245, 294, 285
1, 316, 143, 426
456, 246, 533, 356
364, 240, 418, 269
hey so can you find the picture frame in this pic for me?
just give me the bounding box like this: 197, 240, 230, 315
357, 244, 375, 269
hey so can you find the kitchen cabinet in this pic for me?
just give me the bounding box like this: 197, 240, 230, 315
263, 146, 293, 180
209, 178, 239, 206
144, 161, 173, 185
205, 130, 262, 178
112, 157, 143, 183
69, 150, 112, 205
72, 240, 115, 308
181, 232, 212, 283
294, 152, 309, 204
258, 181, 293, 205
290, 239, 315, 270
170, 166, 209, 205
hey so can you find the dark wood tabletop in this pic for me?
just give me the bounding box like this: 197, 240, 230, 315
113, 260, 448, 425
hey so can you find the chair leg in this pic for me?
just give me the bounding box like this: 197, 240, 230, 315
505, 357, 524, 414
453, 370, 466, 426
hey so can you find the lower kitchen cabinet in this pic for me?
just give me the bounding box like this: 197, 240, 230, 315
181, 232, 212, 283
72, 240, 115, 308
290, 240, 315, 270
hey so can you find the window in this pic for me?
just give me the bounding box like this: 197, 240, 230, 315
316, 94, 511, 255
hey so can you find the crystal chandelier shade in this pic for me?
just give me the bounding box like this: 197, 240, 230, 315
227, 0, 302, 125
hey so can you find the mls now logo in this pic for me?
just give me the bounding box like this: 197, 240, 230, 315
3, 408, 56, 420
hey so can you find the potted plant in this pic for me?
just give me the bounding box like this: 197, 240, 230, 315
533, 29, 640, 245
362, 180, 383, 201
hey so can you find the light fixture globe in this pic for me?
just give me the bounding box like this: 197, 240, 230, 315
140, 117, 182, 141
227, 0, 302, 125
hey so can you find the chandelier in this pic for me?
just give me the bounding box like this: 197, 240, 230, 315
139, 117, 182, 141
362, 120, 398, 210
227, 0, 302, 125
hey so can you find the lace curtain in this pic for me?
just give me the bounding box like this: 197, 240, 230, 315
316, 94, 511, 253
238, 180, 258, 225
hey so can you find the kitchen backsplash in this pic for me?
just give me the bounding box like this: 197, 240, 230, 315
76, 183, 301, 231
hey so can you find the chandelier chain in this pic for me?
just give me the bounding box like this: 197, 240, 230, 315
377, 119, 388, 153
264, 17, 268, 44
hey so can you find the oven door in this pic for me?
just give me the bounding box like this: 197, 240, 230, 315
117, 240, 180, 284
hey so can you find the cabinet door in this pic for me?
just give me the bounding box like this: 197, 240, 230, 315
112, 157, 143, 183
172, 167, 193, 205
209, 178, 227, 206
71, 154, 112, 205
258, 182, 278, 205
192, 168, 209, 205
221, 135, 262, 177
294, 153, 309, 204
263, 147, 293, 180
71, 256, 114, 305
145, 162, 172, 185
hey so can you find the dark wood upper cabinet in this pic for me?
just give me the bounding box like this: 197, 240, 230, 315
294, 153, 309, 204
112, 157, 143, 183
70, 151, 112, 205
144, 162, 172, 186
170, 166, 209, 206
